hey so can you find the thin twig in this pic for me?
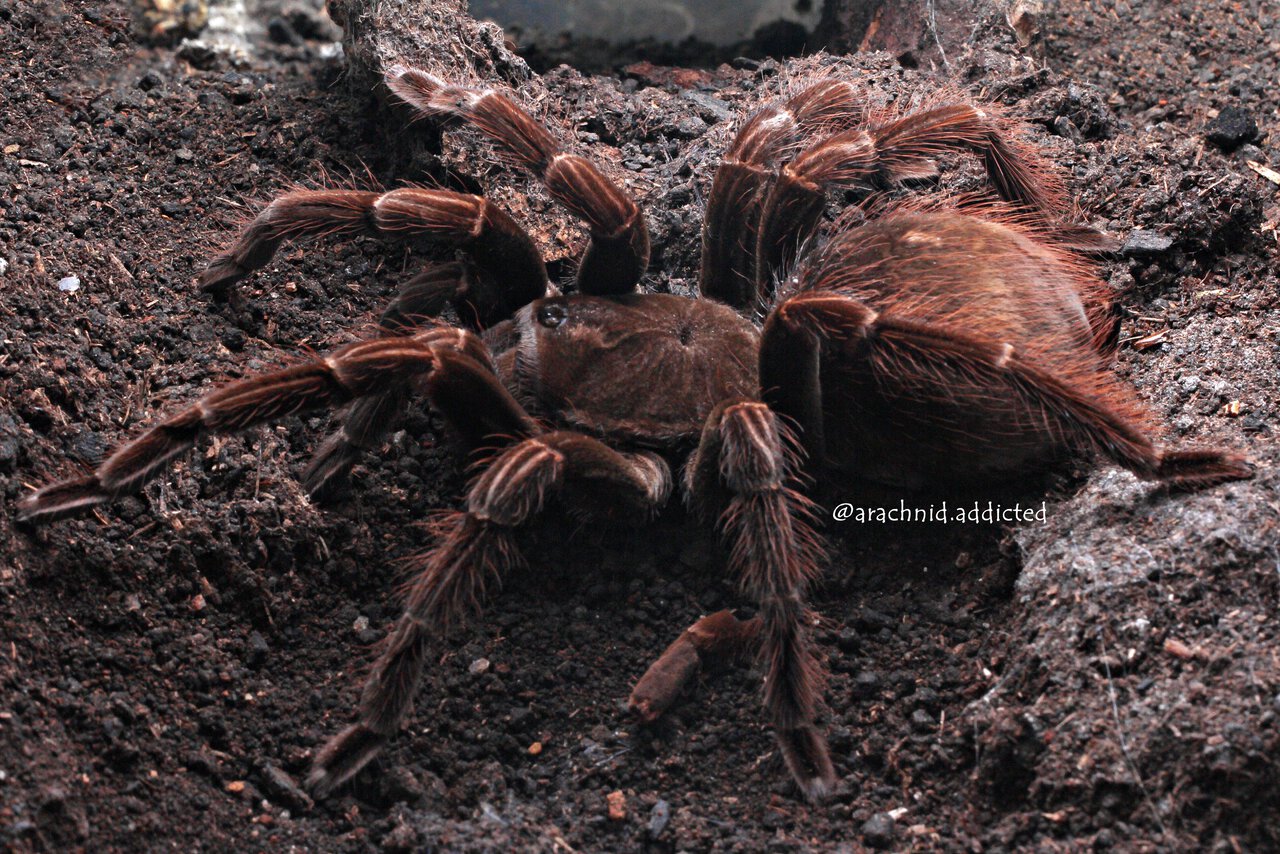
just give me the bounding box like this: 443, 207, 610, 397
1098, 630, 1168, 839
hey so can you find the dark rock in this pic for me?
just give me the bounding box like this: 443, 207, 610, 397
836, 628, 860, 654
221, 328, 246, 352
910, 708, 935, 732
680, 90, 735, 124
136, 70, 164, 91
246, 631, 269, 668
267, 17, 303, 46
1205, 106, 1259, 150
1121, 229, 1173, 257
852, 671, 881, 700
861, 812, 896, 849
70, 431, 107, 465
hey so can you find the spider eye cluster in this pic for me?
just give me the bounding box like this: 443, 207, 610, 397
537, 302, 568, 328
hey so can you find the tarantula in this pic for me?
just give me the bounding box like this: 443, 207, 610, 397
19, 68, 1250, 800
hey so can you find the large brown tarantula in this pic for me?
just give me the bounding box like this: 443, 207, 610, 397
19, 69, 1250, 800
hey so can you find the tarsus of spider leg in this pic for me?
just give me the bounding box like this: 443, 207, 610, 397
17, 337, 443, 524
754, 103, 1063, 298
199, 188, 548, 317
384, 67, 649, 294
699, 80, 865, 309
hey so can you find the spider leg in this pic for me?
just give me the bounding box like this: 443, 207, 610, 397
700, 80, 865, 310
676, 399, 834, 800
761, 290, 1252, 489
385, 68, 649, 295
307, 433, 672, 797
303, 262, 491, 501
754, 103, 1064, 298
16, 328, 534, 524
200, 187, 548, 327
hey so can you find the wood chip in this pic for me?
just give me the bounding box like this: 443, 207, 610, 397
1163, 637, 1194, 659
1246, 160, 1280, 185
527, 741, 542, 755
1133, 328, 1169, 350
1219, 400, 1243, 417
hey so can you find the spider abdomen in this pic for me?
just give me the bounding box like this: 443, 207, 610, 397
797, 211, 1142, 487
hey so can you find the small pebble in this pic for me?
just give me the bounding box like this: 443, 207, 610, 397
861, 812, 896, 849
647, 799, 671, 837
853, 671, 882, 699
469, 657, 490, 675
57, 275, 80, 292
261, 764, 312, 813
606, 789, 627, 821
0, 258, 9, 275
1121, 230, 1173, 257
1206, 106, 1259, 150
174, 148, 195, 162
910, 708, 935, 732
246, 631, 269, 668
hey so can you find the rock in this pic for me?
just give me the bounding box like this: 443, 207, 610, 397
853, 671, 881, 700
680, 90, 735, 124
1121, 229, 1173, 257
261, 765, 313, 813
861, 812, 896, 849
1206, 106, 1259, 150
910, 708, 935, 732
174, 148, 195, 162
0, 257, 8, 275
57, 275, 80, 292
606, 789, 627, 821
246, 631, 269, 668
468, 657, 490, 675
647, 799, 671, 838
267, 16, 303, 46
176, 39, 224, 71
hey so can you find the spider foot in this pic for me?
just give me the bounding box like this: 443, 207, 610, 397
17, 475, 108, 524
777, 726, 837, 803
306, 724, 389, 799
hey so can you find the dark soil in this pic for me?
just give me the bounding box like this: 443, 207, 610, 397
2, 0, 1277, 851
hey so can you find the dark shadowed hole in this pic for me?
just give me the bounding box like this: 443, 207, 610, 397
467, 0, 885, 73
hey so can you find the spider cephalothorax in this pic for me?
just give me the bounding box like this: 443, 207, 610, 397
18, 69, 1250, 801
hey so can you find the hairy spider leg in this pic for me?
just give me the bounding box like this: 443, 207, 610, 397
753, 102, 1065, 302
386, 67, 650, 295
700, 80, 866, 310
15, 327, 533, 523
199, 187, 549, 326
308, 432, 673, 796
678, 399, 833, 799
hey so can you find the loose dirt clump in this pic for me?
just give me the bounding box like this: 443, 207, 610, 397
2, 0, 1276, 850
